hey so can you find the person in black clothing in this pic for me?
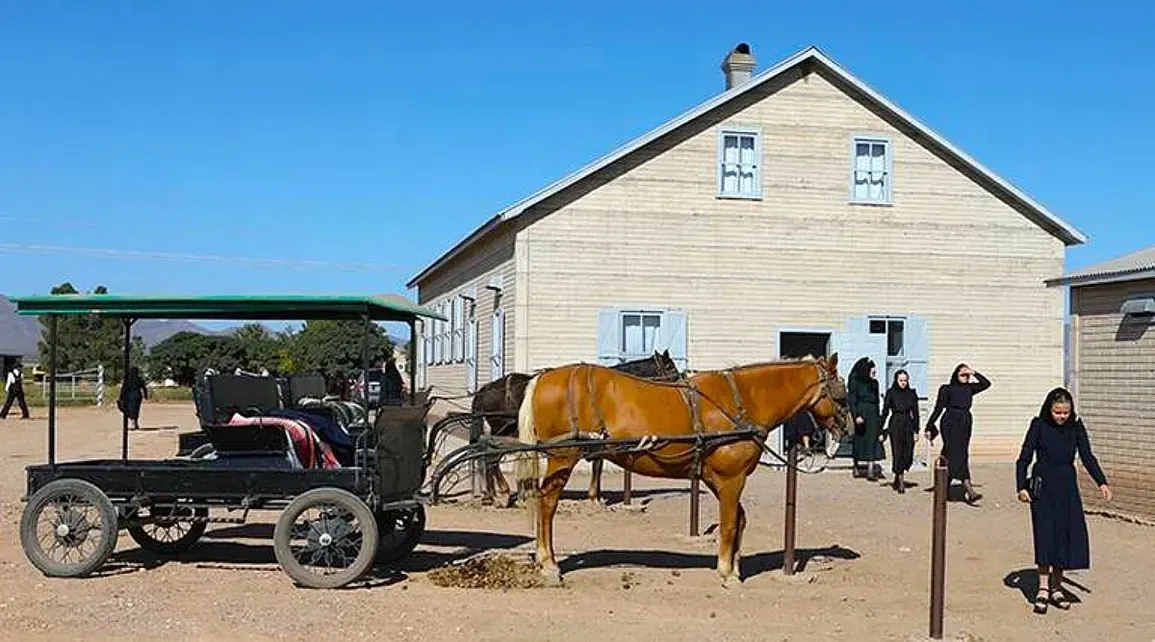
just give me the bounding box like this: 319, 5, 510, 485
782, 410, 818, 454
880, 369, 920, 493
117, 366, 148, 430
847, 357, 884, 481
1016, 387, 1111, 614
2, 359, 31, 420
926, 363, 990, 503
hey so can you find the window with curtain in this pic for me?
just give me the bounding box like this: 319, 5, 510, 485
852, 137, 891, 203
718, 129, 760, 198
621, 312, 662, 357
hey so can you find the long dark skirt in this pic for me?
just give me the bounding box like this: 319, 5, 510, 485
852, 409, 884, 462
887, 416, 917, 475
120, 393, 143, 421
1030, 463, 1092, 569
940, 409, 973, 482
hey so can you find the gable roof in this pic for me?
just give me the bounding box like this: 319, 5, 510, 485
1046, 244, 1155, 288
408, 45, 1087, 289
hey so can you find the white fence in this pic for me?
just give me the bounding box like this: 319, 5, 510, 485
37, 365, 105, 405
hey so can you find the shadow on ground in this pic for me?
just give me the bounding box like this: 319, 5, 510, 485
561, 544, 860, 578
1003, 568, 1090, 605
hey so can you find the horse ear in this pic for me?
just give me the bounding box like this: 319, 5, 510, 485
827, 352, 839, 371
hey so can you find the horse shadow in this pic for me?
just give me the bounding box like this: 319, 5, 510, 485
559, 487, 690, 506
560, 544, 860, 578
1003, 568, 1090, 605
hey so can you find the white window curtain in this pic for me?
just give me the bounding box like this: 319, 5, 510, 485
853, 140, 888, 202
621, 312, 660, 356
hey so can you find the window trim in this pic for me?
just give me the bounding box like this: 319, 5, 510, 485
848, 134, 894, 206
716, 125, 763, 200
868, 314, 907, 360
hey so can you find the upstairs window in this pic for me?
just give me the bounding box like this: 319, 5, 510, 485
717, 127, 761, 199
851, 137, 892, 204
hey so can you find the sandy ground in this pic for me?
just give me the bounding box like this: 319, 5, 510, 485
0, 403, 1153, 642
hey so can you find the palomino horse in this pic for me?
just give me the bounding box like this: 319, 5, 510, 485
468, 350, 681, 504
514, 355, 851, 586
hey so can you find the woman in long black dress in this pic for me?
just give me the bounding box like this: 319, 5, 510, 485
847, 357, 884, 481
880, 369, 919, 493
926, 363, 990, 503
1015, 387, 1112, 614
118, 366, 148, 430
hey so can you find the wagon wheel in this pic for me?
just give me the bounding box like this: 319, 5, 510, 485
375, 504, 426, 564
126, 502, 208, 555
19, 479, 119, 578
188, 443, 215, 460
273, 488, 379, 589
794, 447, 832, 473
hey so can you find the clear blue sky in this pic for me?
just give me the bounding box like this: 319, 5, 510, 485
2, 1, 1152, 313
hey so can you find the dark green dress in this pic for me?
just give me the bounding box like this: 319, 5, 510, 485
848, 374, 884, 462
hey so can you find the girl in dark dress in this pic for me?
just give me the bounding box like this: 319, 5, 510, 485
880, 369, 920, 493
926, 363, 990, 503
118, 366, 148, 430
847, 357, 884, 481
1015, 387, 1111, 614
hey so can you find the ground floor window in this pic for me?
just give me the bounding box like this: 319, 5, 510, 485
597, 306, 687, 371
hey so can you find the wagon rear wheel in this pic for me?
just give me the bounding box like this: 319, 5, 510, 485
20, 479, 119, 578
375, 504, 425, 564
127, 502, 208, 555
273, 488, 379, 589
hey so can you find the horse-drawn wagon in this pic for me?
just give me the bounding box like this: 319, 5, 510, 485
13, 294, 444, 589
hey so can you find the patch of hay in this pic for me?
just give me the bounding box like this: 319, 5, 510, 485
428, 553, 544, 590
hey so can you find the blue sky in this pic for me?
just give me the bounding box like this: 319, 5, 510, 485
2, 1, 1153, 326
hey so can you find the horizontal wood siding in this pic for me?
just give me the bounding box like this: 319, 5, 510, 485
417, 226, 517, 420
1071, 279, 1155, 520
518, 68, 1065, 459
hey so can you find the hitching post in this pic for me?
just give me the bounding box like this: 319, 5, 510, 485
783, 441, 798, 576
930, 456, 948, 639
623, 468, 632, 506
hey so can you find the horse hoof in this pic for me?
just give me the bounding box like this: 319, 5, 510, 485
721, 574, 743, 589
540, 567, 564, 587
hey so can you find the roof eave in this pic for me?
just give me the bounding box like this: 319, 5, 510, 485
405, 214, 503, 290
1046, 267, 1155, 289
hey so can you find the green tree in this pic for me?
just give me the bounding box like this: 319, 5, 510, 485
287, 320, 393, 383
147, 332, 247, 386
37, 282, 134, 381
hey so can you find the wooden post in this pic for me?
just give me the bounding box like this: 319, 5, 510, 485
689, 476, 701, 536
623, 469, 632, 506
929, 457, 948, 639
783, 443, 798, 575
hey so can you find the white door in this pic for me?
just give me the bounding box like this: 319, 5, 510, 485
490, 308, 504, 381
465, 314, 478, 393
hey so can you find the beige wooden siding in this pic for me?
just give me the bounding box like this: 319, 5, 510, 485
516, 68, 1065, 459
417, 226, 517, 419
1071, 280, 1155, 520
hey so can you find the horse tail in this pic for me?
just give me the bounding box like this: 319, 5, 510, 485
514, 373, 542, 530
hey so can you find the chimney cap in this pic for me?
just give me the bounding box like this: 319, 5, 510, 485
734, 42, 751, 55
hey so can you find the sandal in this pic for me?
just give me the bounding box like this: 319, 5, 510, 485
1033, 589, 1049, 614
1049, 587, 1072, 610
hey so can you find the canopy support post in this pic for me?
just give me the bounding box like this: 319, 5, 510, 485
407, 319, 417, 406
121, 318, 135, 460
47, 315, 59, 467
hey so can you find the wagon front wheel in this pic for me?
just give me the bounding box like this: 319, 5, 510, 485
20, 479, 119, 578
273, 488, 379, 589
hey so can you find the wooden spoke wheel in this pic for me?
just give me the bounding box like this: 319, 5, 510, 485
126, 501, 208, 555
273, 488, 379, 589
20, 479, 119, 578
375, 504, 425, 564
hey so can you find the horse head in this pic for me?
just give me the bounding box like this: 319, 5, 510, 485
810, 353, 852, 458
654, 349, 679, 380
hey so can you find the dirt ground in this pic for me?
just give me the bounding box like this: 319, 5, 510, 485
0, 403, 1152, 642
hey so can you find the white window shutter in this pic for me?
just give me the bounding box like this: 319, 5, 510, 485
596, 308, 620, 365
904, 315, 930, 399
658, 309, 688, 371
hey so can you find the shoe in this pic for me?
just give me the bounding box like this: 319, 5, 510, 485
1049, 586, 1072, 610
1033, 589, 1048, 614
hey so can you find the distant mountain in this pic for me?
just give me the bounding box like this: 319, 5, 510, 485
0, 295, 220, 361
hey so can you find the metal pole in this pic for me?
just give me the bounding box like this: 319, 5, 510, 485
47, 315, 58, 466
623, 469, 632, 506
361, 313, 371, 415
784, 442, 798, 576
407, 319, 417, 406
930, 457, 948, 639
689, 476, 701, 537
121, 318, 133, 460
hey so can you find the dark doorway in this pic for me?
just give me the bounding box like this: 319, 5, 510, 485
779, 332, 830, 359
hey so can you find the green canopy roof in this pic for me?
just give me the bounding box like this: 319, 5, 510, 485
11, 293, 447, 323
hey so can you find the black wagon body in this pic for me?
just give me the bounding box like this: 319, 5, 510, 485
12, 293, 444, 589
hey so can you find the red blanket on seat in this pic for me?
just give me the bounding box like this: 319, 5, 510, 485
227, 413, 341, 469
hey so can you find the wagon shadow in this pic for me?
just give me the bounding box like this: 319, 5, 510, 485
1003, 568, 1090, 605
560, 544, 860, 578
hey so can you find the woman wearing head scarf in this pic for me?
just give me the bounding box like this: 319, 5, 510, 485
847, 357, 884, 481
880, 369, 919, 493
926, 363, 990, 503
117, 366, 149, 431
1015, 387, 1111, 614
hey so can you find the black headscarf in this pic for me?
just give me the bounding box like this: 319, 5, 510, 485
949, 363, 969, 386
849, 357, 874, 382
1039, 386, 1077, 428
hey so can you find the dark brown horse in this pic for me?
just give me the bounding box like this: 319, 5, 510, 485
468, 350, 680, 504
514, 355, 851, 586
